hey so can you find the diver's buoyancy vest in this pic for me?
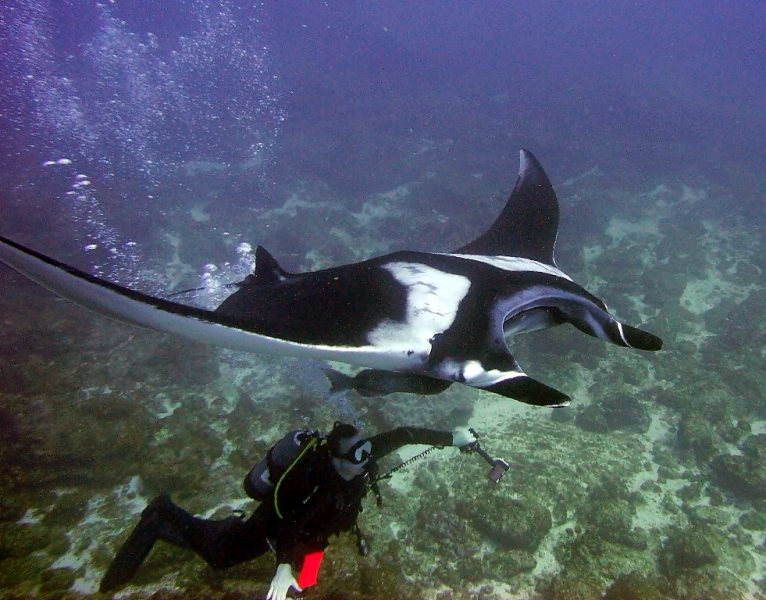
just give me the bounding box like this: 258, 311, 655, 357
244, 429, 319, 502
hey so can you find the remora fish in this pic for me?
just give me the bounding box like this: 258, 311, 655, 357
0, 150, 662, 406
323, 367, 452, 398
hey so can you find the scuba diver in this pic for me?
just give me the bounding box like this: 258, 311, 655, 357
100, 422, 508, 599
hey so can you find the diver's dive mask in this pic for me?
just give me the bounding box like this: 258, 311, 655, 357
328, 423, 371, 480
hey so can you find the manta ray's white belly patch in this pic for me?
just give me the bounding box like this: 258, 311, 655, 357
445, 359, 525, 385
445, 253, 572, 281
367, 261, 471, 353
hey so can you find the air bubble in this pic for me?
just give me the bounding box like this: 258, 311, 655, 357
3, 0, 285, 293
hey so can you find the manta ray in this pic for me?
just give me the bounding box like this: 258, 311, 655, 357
0, 150, 662, 406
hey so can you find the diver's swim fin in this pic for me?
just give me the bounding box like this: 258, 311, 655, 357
99, 495, 173, 593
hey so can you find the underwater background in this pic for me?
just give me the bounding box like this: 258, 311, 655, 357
1, 1, 765, 599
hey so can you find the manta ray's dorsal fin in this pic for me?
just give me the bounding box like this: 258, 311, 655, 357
454, 149, 560, 266
249, 245, 292, 286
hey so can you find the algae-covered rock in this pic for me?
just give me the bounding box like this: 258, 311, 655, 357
710, 453, 766, 502
677, 480, 704, 502
718, 418, 752, 445
548, 570, 603, 600
575, 396, 650, 434
139, 459, 209, 495
654, 388, 687, 413
39, 392, 160, 484
39, 567, 76, 592
586, 475, 632, 504
579, 476, 648, 549
575, 404, 610, 433
145, 337, 220, 386
677, 414, 721, 464
44, 491, 88, 527
603, 571, 667, 600
80, 391, 142, 421
0, 499, 25, 523
727, 523, 754, 546
0, 553, 52, 590
0, 523, 53, 559
740, 510, 766, 531
686, 504, 731, 528
741, 433, 766, 460
0, 359, 29, 394
660, 525, 719, 575
582, 498, 634, 546
458, 494, 552, 552
138, 413, 225, 496
549, 405, 574, 424
600, 395, 651, 433
481, 550, 536, 580
414, 503, 482, 561
582, 498, 648, 550
46, 532, 71, 557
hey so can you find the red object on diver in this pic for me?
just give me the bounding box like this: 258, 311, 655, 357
298, 551, 324, 588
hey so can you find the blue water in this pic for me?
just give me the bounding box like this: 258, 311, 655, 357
1, 1, 765, 598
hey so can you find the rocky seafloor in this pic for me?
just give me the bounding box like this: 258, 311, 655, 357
1, 152, 765, 600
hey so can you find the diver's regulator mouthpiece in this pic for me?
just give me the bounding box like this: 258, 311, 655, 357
462, 427, 510, 483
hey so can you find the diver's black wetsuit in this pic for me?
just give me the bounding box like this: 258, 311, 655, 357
101, 427, 452, 591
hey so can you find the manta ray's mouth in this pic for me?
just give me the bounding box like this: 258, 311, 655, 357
502, 306, 567, 337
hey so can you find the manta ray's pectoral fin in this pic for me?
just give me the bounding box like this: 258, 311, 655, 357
454, 149, 559, 265
480, 376, 571, 407
0, 234, 300, 356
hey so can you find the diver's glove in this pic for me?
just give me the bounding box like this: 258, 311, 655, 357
451, 427, 477, 448
266, 563, 302, 600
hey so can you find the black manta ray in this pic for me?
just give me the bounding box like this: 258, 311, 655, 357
0, 150, 662, 406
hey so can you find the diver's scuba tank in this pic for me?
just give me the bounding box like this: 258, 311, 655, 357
244, 429, 320, 501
